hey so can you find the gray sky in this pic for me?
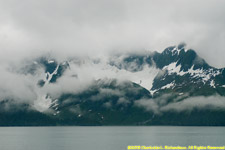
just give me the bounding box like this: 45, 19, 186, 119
0, 0, 225, 67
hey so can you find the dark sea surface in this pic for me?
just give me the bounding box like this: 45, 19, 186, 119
0, 126, 225, 150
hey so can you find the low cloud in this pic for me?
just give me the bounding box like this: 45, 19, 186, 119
134, 95, 225, 114
134, 99, 160, 114
161, 96, 225, 112
0, 65, 41, 103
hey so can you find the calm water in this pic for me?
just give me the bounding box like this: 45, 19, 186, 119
0, 126, 225, 150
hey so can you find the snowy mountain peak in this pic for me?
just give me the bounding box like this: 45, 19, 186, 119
9, 44, 225, 113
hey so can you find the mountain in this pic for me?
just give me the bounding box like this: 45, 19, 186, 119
110, 43, 225, 97
1, 43, 225, 126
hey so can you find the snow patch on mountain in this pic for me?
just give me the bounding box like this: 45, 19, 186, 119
171, 47, 181, 56
45, 64, 59, 84
124, 65, 159, 90
163, 62, 185, 76
170, 45, 188, 56
48, 60, 55, 63
188, 66, 220, 83
210, 80, 216, 88
163, 61, 221, 85
161, 82, 175, 89
150, 89, 158, 96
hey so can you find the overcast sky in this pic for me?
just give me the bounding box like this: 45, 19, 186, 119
0, 0, 225, 67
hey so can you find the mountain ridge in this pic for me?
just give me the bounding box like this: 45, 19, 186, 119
1, 44, 225, 126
